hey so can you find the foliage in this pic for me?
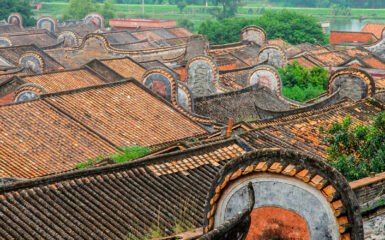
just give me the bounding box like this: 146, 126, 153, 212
62, 0, 97, 20
176, 0, 187, 13
198, 10, 328, 45
75, 145, 150, 169
177, 17, 194, 31
110, 145, 150, 163
278, 61, 329, 102
320, 112, 385, 181
102, 0, 116, 20
0, 0, 36, 26
211, 0, 245, 20
282, 85, 324, 102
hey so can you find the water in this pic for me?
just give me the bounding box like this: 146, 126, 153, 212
324, 18, 385, 33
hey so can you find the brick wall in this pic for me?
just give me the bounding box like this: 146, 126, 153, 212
351, 173, 385, 204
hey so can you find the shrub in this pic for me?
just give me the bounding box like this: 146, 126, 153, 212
320, 112, 385, 181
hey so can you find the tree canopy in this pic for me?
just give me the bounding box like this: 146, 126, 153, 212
62, 0, 96, 20
0, 0, 35, 26
320, 111, 385, 181
279, 61, 329, 102
198, 10, 328, 45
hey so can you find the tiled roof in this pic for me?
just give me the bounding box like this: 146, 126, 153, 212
268, 39, 289, 47
20, 68, 107, 93
361, 23, 385, 39
311, 51, 350, 66
330, 31, 377, 45
363, 57, 385, 69
45, 80, 208, 147
166, 27, 193, 38
0, 45, 63, 71
0, 24, 22, 33
0, 139, 247, 239
102, 31, 139, 44
289, 56, 319, 69
242, 99, 384, 158
0, 80, 208, 179
56, 22, 99, 38
344, 48, 370, 57
1, 31, 57, 48
100, 57, 146, 80
132, 30, 164, 41
375, 78, 385, 89
0, 100, 116, 179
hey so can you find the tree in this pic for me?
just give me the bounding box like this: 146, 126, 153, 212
0, 0, 36, 26
320, 111, 385, 181
176, 1, 187, 13
210, 0, 244, 20
198, 10, 328, 45
62, 0, 96, 20
102, 0, 116, 20
178, 17, 194, 31
278, 61, 329, 102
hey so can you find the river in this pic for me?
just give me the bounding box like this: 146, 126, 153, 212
323, 18, 385, 33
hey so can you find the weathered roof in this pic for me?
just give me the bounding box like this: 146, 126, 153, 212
242, 99, 384, 158
0, 80, 208, 179
101, 31, 138, 44
0, 100, 116, 179
44, 80, 208, 147
19, 68, 107, 93
100, 57, 146, 80
1, 31, 57, 48
330, 31, 377, 45
361, 23, 385, 39
0, 138, 247, 239
0, 45, 63, 71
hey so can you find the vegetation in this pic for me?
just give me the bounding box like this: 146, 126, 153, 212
178, 17, 194, 31
320, 112, 385, 181
0, 0, 35, 26
101, 0, 116, 20
75, 145, 150, 169
198, 10, 328, 45
62, 0, 96, 20
278, 61, 329, 102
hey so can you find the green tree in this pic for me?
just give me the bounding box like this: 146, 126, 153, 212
101, 0, 116, 21
62, 0, 96, 20
198, 10, 328, 45
176, 0, 187, 13
178, 17, 194, 32
278, 61, 329, 102
320, 112, 385, 181
0, 0, 36, 26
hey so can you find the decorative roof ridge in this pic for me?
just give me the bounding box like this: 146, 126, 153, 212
19, 66, 96, 78
0, 138, 239, 194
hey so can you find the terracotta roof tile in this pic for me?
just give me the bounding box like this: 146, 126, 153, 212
0, 100, 116, 179
363, 57, 385, 69
45, 81, 207, 147
330, 31, 377, 45
101, 58, 146, 80
0, 138, 245, 239
361, 23, 385, 39
311, 51, 350, 66
21, 69, 106, 93
243, 100, 384, 158
165, 27, 193, 38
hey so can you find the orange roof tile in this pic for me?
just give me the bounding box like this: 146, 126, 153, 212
289, 57, 318, 69
21, 69, 106, 93
0, 100, 116, 179
361, 23, 385, 39
330, 31, 377, 45
312, 51, 350, 66
45, 81, 207, 147
101, 57, 146, 80
165, 27, 193, 38
363, 57, 385, 69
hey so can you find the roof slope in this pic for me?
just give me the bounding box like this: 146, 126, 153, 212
20, 68, 107, 93
361, 23, 385, 39
0, 139, 246, 239
330, 31, 377, 45
0, 100, 116, 179
0, 80, 208, 179
242, 99, 384, 158
45, 80, 208, 147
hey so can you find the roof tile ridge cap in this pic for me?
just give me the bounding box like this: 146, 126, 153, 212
0, 138, 239, 194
